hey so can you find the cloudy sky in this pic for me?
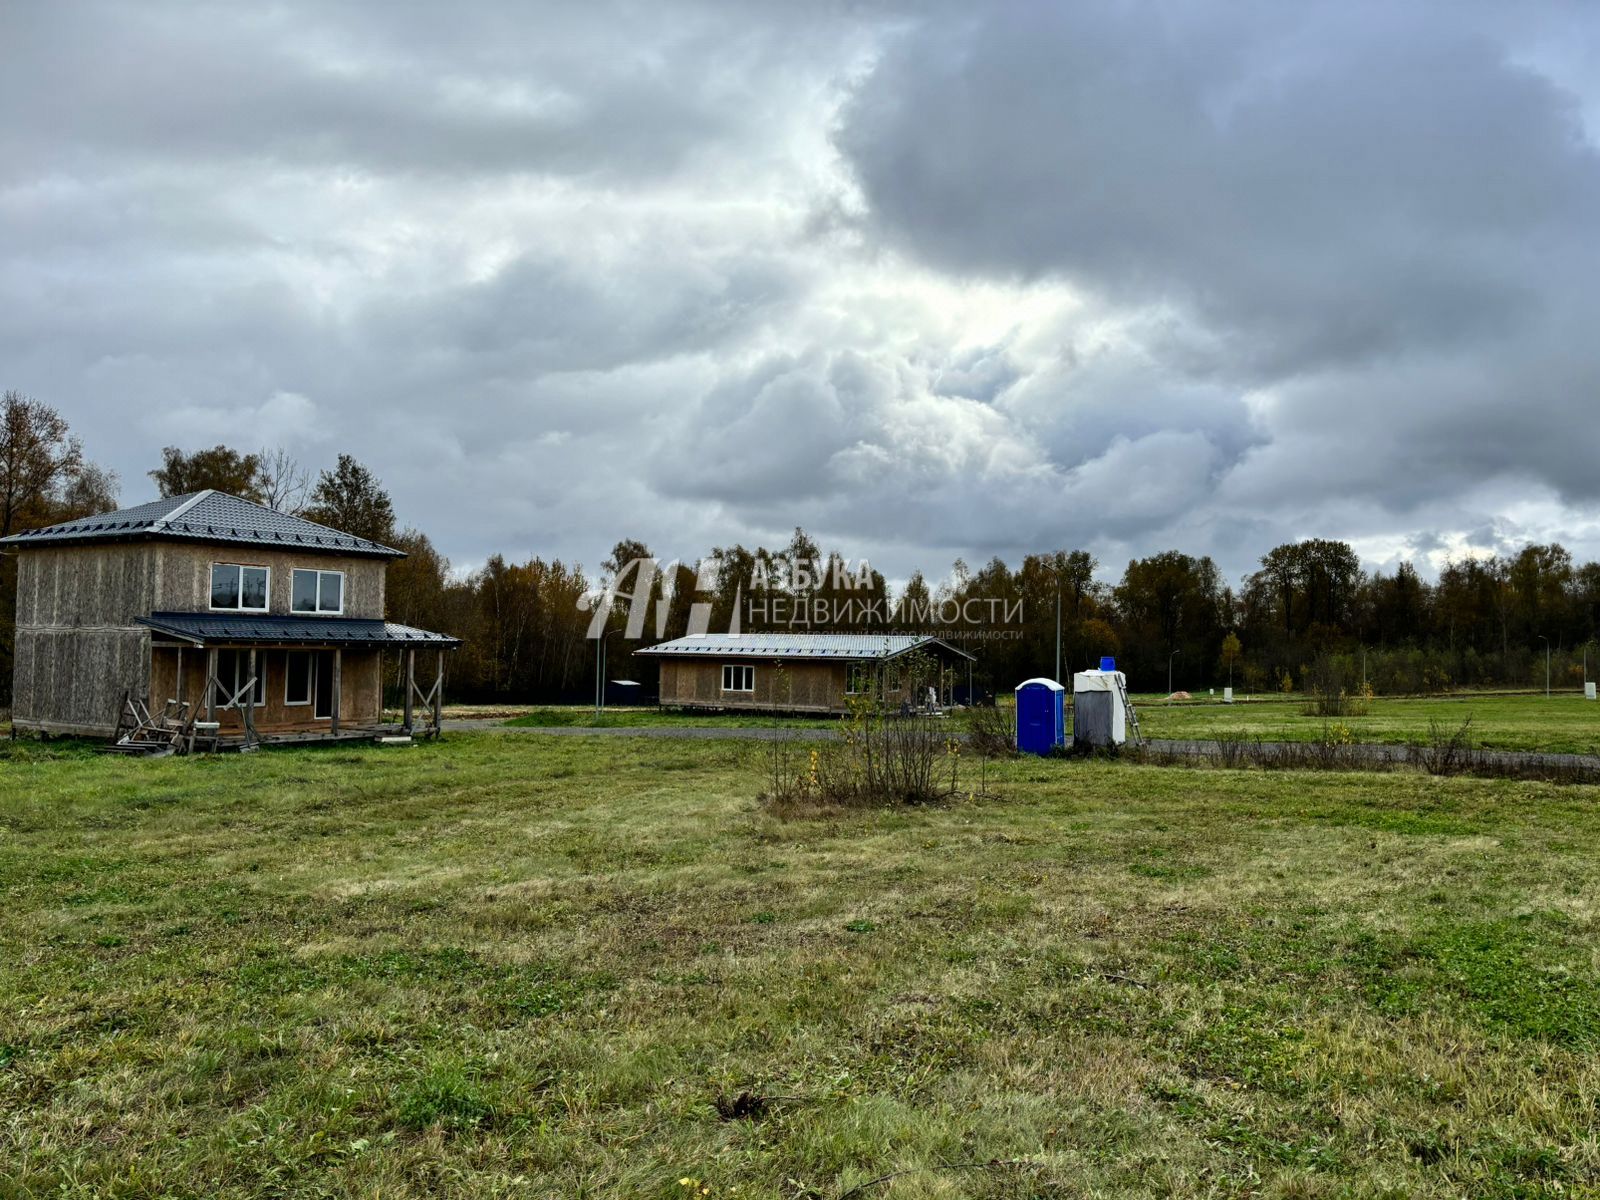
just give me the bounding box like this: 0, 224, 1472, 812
5, 1, 1600, 586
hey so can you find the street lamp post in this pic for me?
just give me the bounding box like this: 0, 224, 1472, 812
1168, 649, 1180, 703
594, 624, 617, 717
1054, 584, 1062, 684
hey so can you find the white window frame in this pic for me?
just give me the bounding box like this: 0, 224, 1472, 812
215, 649, 267, 708
722, 663, 754, 692
846, 663, 874, 695
209, 563, 270, 613
291, 568, 346, 616
283, 650, 313, 706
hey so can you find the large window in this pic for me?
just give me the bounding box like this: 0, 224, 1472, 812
210, 563, 269, 612
291, 568, 344, 614
722, 664, 754, 692
284, 651, 312, 706
214, 649, 267, 708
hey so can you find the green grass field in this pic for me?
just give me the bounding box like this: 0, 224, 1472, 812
503, 706, 824, 729
4, 734, 1600, 1196
1131, 691, 1600, 756
489, 691, 1600, 757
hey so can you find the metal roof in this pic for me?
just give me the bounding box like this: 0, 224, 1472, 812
136, 611, 459, 648
0, 490, 403, 558
634, 633, 974, 662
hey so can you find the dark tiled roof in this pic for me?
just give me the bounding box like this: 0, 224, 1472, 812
0, 490, 403, 557
136, 611, 459, 648
635, 633, 975, 662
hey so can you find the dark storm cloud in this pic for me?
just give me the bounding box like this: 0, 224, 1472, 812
4, 0, 1600, 585
836, 0, 1600, 548
838, 2, 1600, 371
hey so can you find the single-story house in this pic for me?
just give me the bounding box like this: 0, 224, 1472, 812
636, 632, 975, 714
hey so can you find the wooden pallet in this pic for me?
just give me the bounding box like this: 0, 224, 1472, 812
101, 692, 193, 757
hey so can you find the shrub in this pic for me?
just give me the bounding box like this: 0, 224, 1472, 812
1302, 655, 1370, 717
1413, 717, 1476, 776
761, 653, 985, 811
966, 704, 1016, 759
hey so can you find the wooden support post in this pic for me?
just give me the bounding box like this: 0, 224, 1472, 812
206, 647, 218, 723
433, 650, 444, 735
403, 649, 416, 732
245, 648, 257, 747
176, 646, 184, 707
331, 649, 342, 734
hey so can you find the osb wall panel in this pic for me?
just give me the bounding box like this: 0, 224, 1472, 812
152, 545, 387, 618
15, 544, 160, 628
12, 627, 150, 734
660, 659, 847, 712
149, 647, 383, 732
14, 542, 387, 626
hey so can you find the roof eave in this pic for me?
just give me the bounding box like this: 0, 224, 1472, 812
0, 530, 404, 557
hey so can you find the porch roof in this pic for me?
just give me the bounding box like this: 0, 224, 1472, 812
137, 611, 460, 648
635, 632, 975, 662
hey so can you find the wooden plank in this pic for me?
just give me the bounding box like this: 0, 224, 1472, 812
245, 648, 258, 747
433, 650, 444, 735
331, 649, 342, 734
206, 647, 218, 723
404, 648, 415, 732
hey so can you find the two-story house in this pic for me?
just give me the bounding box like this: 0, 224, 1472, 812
1, 490, 459, 746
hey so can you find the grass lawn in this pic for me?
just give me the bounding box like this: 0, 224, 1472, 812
490, 691, 1600, 758
503, 706, 826, 729
4, 734, 1600, 1197
1131, 691, 1600, 755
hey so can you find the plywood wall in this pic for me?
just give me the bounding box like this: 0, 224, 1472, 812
152, 545, 386, 618
12, 626, 150, 735
659, 659, 848, 712
150, 647, 383, 732
15, 542, 387, 623
9, 539, 390, 735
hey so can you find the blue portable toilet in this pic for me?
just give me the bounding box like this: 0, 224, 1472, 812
1014, 678, 1066, 755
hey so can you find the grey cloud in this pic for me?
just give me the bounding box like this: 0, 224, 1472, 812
6, 1, 1600, 587
837, 2, 1600, 373
833, 0, 1600, 547
1, 2, 848, 183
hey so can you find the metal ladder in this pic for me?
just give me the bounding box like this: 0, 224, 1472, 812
1113, 674, 1144, 747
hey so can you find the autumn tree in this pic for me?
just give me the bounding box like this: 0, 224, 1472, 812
1, 391, 84, 538
57, 463, 120, 520
304, 454, 396, 545
1220, 631, 1243, 687
259, 446, 310, 514
386, 528, 450, 629
149, 444, 265, 501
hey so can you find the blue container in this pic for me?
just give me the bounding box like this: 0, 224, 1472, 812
1099, 656, 1117, 672
1014, 678, 1066, 755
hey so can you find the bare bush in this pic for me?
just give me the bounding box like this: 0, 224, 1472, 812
1414, 718, 1475, 775
1208, 731, 1257, 769
762, 652, 985, 812
966, 704, 1016, 759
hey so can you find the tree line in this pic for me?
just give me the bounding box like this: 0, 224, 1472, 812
4, 390, 1600, 706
